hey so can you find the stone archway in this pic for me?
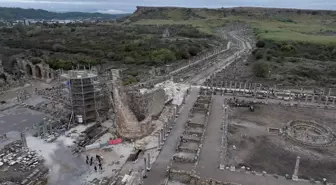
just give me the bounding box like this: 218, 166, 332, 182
48, 72, 52, 79
35, 65, 42, 78
26, 64, 33, 76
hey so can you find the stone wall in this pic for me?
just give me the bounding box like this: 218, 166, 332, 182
127, 88, 165, 121
169, 169, 240, 185
111, 69, 151, 139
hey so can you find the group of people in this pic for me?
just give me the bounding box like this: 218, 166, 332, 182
86, 154, 104, 172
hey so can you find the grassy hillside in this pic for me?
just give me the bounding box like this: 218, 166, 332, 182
0, 7, 129, 20
127, 6, 336, 86
128, 6, 336, 45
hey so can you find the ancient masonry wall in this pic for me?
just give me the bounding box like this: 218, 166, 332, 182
127, 88, 165, 121
111, 70, 151, 139
168, 169, 239, 185
14, 58, 56, 82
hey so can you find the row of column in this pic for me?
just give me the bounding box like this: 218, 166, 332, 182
145, 110, 176, 178
157, 120, 173, 150
205, 81, 336, 106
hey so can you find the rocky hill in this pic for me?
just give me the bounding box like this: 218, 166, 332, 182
129, 6, 336, 21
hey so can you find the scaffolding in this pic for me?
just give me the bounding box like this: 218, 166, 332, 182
62, 69, 102, 124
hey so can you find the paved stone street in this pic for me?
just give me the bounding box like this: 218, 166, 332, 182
196, 95, 224, 173
143, 88, 200, 185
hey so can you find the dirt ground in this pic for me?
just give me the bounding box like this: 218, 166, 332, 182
228, 104, 336, 182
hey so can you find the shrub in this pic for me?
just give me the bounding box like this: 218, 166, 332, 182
256, 40, 266, 48
255, 50, 264, 60
52, 43, 65, 52
30, 57, 43, 64
266, 55, 272, 61
188, 46, 199, 56
252, 61, 269, 78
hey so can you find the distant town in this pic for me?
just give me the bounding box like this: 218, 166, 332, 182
0, 18, 108, 26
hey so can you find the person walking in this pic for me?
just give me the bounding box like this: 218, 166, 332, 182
90, 157, 93, 166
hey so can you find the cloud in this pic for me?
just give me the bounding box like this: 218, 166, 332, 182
98, 9, 126, 14
0, 0, 100, 4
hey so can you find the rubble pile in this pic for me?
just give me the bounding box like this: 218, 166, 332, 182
0, 76, 26, 96
22, 101, 70, 118
0, 141, 43, 171
36, 85, 70, 106
0, 141, 48, 185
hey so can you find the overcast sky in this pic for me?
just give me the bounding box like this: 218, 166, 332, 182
0, 0, 335, 14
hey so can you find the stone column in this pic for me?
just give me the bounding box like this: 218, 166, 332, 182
146, 153, 151, 171
225, 81, 228, 89
143, 158, 147, 178
239, 82, 242, 90
305, 94, 308, 103
229, 81, 232, 90
20, 132, 27, 147
43, 118, 47, 137
254, 84, 257, 99
158, 133, 161, 150
248, 83, 252, 94
312, 94, 315, 103
244, 83, 247, 95
292, 156, 300, 181
234, 81, 237, 89
289, 90, 293, 104
333, 97, 335, 105
168, 119, 172, 133
161, 128, 166, 141
164, 123, 168, 137
325, 96, 329, 105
